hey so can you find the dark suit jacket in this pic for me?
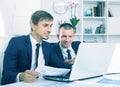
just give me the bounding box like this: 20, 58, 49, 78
48, 41, 81, 69
1, 35, 51, 85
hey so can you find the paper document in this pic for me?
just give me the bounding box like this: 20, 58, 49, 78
35, 65, 70, 76
98, 74, 120, 85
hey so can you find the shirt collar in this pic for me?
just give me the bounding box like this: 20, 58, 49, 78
59, 42, 72, 54
30, 34, 42, 47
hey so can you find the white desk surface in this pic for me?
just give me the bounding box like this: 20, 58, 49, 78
1, 76, 120, 87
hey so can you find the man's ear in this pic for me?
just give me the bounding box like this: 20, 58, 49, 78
30, 21, 36, 31
57, 34, 59, 40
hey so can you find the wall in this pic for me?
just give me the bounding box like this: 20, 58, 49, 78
0, 0, 71, 38
0, 0, 16, 36
40, 0, 71, 35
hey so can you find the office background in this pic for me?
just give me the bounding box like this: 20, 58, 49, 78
0, 0, 120, 85
0, 0, 120, 43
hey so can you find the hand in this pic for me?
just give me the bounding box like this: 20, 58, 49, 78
64, 57, 76, 64
19, 70, 39, 82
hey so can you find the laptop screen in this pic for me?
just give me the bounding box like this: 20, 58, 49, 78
69, 43, 115, 81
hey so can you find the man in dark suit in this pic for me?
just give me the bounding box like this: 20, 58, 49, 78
1, 10, 54, 85
49, 23, 80, 69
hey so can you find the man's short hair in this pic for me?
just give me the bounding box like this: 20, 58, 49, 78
31, 10, 54, 25
58, 23, 74, 32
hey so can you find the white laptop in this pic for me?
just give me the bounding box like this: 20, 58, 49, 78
43, 43, 115, 82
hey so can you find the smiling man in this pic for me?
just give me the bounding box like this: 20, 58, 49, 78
1, 10, 54, 85
49, 23, 81, 69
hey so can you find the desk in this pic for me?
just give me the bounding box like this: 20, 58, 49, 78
1, 76, 120, 87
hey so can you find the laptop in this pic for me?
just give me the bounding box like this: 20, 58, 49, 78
43, 43, 115, 82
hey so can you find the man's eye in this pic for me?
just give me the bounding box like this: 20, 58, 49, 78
69, 36, 73, 38
43, 24, 48, 27
50, 24, 53, 27
62, 36, 66, 38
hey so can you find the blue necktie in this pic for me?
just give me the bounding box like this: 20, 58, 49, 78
35, 43, 40, 69
67, 49, 72, 60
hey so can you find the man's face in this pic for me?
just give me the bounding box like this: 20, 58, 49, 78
32, 20, 53, 40
57, 28, 74, 48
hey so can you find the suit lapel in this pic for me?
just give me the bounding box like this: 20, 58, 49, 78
42, 41, 49, 65
71, 41, 80, 54
56, 43, 65, 61
25, 35, 32, 68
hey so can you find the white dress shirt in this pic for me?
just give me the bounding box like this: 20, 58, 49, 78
59, 43, 76, 59
30, 34, 45, 70
16, 34, 45, 82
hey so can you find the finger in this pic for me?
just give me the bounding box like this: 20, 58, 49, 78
24, 74, 37, 82
25, 77, 36, 83
26, 70, 39, 78
26, 70, 39, 76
